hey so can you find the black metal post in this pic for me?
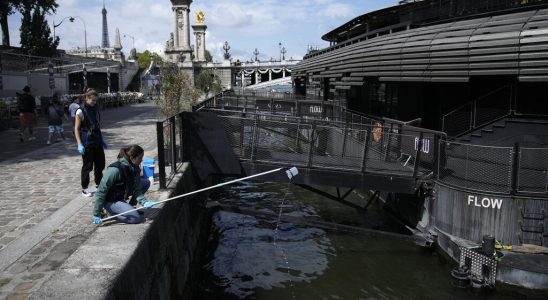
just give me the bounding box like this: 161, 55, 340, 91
433, 134, 440, 179
178, 113, 184, 163
396, 124, 403, 158
341, 120, 348, 157
511, 142, 520, 194
240, 112, 246, 158
413, 132, 424, 177
384, 123, 393, 161
307, 123, 316, 167
156, 121, 167, 189
251, 115, 259, 161
182, 113, 191, 163
170, 116, 177, 174
361, 128, 372, 172
295, 118, 302, 153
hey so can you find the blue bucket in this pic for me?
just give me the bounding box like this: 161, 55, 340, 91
142, 158, 155, 179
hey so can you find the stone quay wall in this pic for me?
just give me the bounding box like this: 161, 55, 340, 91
34, 163, 214, 300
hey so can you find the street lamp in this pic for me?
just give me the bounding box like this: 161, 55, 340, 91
123, 34, 135, 49
69, 16, 87, 57
52, 16, 72, 41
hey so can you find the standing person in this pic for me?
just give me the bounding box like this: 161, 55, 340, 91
46, 96, 69, 145
75, 88, 108, 197
17, 86, 37, 142
68, 96, 81, 137
92, 145, 157, 224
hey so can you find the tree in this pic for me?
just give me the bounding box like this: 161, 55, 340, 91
195, 69, 222, 99
156, 63, 200, 116
205, 49, 212, 62
19, 4, 59, 56
137, 50, 163, 69
0, 0, 58, 47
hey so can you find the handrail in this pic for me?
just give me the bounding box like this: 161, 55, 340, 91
441, 85, 510, 121
344, 107, 446, 138
442, 85, 512, 137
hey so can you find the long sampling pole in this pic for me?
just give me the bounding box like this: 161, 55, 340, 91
101, 167, 299, 222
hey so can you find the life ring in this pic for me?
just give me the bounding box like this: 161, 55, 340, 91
373, 122, 383, 142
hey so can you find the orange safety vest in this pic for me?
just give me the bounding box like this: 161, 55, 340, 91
373, 122, 383, 142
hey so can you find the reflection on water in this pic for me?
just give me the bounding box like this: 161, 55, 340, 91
198, 181, 546, 300
204, 211, 332, 298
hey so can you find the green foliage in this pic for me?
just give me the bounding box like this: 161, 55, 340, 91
0, 100, 9, 119
195, 69, 222, 99
1, 0, 58, 46
156, 63, 200, 116
205, 50, 212, 62
136, 50, 163, 69
19, 4, 59, 56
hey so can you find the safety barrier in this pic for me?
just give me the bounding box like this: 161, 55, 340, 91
155, 115, 184, 189
438, 140, 548, 195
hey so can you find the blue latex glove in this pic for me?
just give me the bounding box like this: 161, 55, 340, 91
77, 144, 85, 155
143, 201, 158, 208
92, 216, 102, 224
101, 137, 108, 149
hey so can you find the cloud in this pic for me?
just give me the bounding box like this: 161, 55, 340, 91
6, 0, 400, 61
317, 3, 354, 19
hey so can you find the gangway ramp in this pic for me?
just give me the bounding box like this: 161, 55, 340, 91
182, 109, 445, 194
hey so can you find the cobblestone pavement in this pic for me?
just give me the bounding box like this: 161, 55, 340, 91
0, 101, 162, 299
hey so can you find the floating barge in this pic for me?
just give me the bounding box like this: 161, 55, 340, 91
290, 0, 548, 291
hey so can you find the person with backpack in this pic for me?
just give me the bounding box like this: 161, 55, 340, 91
75, 88, 107, 197
68, 96, 81, 137
92, 145, 158, 224
17, 86, 37, 142
46, 96, 69, 145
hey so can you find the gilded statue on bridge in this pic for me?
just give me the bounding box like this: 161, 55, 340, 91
196, 11, 205, 24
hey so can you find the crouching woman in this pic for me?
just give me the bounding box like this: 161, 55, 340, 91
92, 145, 158, 224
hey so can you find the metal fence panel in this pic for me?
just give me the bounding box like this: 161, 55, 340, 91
439, 141, 513, 193
518, 147, 548, 194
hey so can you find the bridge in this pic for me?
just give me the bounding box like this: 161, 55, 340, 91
174, 93, 446, 206
243, 77, 292, 90
234, 60, 299, 88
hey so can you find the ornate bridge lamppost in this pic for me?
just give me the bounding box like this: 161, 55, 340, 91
281, 46, 287, 61
223, 41, 231, 60
253, 48, 260, 62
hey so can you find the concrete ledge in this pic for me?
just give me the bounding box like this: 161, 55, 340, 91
33, 163, 214, 299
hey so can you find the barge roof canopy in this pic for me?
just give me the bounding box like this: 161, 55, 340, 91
322, 0, 548, 44
297, 0, 548, 83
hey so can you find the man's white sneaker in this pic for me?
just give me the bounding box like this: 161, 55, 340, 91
82, 190, 93, 197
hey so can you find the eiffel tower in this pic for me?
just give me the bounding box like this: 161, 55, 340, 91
101, 0, 110, 48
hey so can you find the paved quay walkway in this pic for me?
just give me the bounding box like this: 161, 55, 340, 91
0, 101, 162, 299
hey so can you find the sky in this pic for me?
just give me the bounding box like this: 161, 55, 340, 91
7, 0, 401, 62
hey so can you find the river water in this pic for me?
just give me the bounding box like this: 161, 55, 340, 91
197, 181, 546, 299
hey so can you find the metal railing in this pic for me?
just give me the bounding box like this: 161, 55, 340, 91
61, 92, 144, 108
206, 109, 444, 178
155, 114, 184, 189
441, 85, 512, 138
159, 92, 548, 197
438, 140, 548, 195
231, 88, 307, 100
